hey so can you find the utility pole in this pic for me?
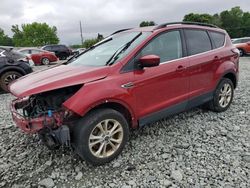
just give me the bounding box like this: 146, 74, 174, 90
80, 21, 84, 46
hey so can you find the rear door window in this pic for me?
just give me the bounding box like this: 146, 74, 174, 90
53, 46, 60, 51
209, 31, 225, 48
185, 29, 212, 56
59, 45, 67, 50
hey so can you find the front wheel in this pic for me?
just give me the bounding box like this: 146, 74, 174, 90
72, 108, 129, 166
208, 78, 234, 112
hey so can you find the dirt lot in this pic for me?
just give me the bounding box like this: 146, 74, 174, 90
0, 58, 249, 187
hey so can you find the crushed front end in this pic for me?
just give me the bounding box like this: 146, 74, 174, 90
10, 85, 82, 148
11, 97, 65, 133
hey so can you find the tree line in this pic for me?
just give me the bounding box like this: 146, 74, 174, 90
0, 22, 59, 47
183, 6, 250, 38
0, 6, 249, 48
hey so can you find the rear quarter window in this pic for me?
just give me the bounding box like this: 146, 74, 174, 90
209, 31, 225, 48
185, 29, 212, 56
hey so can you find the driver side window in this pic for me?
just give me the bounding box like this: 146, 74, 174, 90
140, 30, 183, 63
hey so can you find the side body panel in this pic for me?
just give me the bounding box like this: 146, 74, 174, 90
133, 58, 189, 119
64, 27, 239, 128
63, 64, 138, 127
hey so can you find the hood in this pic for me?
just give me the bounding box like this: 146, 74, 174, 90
10, 64, 110, 97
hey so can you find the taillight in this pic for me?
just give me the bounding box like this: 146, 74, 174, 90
231, 48, 240, 56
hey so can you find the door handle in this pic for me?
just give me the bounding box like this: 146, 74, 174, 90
176, 65, 185, 72
121, 82, 134, 89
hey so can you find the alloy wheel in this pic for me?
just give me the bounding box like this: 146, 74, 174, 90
218, 83, 232, 108
42, 58, 50, 65
4, 74, 20, 85
88, 119, 124, 158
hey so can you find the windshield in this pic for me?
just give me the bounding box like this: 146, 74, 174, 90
70, 31, 150, 66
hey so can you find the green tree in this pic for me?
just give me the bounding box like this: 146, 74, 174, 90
11, 22, 59, 47
183, 13, 214, 24
139, 21, 156, 27
0, 28, 13, 46
183, 6, 250, 38
242, 12, 250, 37
220, 7, 244, 37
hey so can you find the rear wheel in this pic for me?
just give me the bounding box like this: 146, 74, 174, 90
208, 78, 234, 112
72, 108, 129, 166
0, 71, 22, 92
41, 57, 50, 65
59, 54, 67, 60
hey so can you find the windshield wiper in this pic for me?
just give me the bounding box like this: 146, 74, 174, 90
65, 37, 113, 65
106, 32, 142, 65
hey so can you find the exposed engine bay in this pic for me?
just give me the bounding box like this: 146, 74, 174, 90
12, 85, 82, 148
20, 85, 82, 118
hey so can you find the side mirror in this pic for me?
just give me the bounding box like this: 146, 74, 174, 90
139, 55, 160, 68
247, 41, 250, 45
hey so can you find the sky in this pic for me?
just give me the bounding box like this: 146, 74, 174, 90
0, 0, 249, 45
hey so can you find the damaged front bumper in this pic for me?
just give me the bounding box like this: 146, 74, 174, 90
11, 97, 64, 134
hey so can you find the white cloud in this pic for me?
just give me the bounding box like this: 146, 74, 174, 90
0, 0, 249, 45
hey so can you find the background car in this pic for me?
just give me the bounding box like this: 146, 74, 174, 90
72, 48, 86, 56
232, 37, 250, 56
41, 45, 72, 60
0, 47, 33, 92
18, 48, 58, 65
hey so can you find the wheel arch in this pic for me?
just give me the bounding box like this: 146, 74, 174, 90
0, 67, 26, 77
222, 72, 237, 88
237, 47, 245, 53
83, 100, 137, 128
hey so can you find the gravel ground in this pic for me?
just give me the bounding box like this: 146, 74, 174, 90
0, 58, 250, 188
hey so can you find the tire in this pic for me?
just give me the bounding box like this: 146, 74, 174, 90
72, 108, 129, 166
0, 71, 22, 92
59, 54, 67, 60
207, 78, 234, 112
238, 49, 244, 57
41, 57, 50, 65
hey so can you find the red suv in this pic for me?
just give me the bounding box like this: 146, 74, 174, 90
9, 22, 239, 165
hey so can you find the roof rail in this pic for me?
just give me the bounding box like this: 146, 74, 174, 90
111, 28, 132, 35
154, 21, 219, 30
